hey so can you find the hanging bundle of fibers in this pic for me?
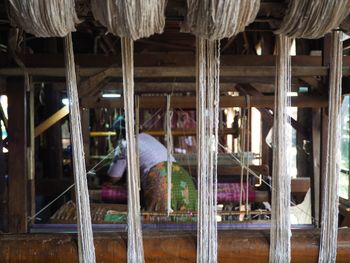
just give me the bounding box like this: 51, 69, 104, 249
275, 2, 350, 262
269, 35, 292, 263
276, 0, 350, 38
183, 1, 260, 262
8, 1, 95, 263
91, 0, 166, 41
8, 0, 78, 38
318, 30, 343, 263
165, 95, 174, 215
183, 0, 260, 40
92, 1, 166, 262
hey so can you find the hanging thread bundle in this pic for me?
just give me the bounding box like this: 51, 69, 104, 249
8, 0, 78, 37
165, 95, 174, 215
275, 1, 350, 261
8, 1, 95, 262
92, 1, 166, 262
269, 35, 292, 263
183, 0, 260, 40
318, 30, 343, 263
184, 1, 260, 262
276, 0, 350, 38
91, 0, 166, 41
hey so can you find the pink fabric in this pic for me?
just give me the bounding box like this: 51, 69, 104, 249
101, 182, 256, 204
101, 184, 128, 203
217, 183, 256, 203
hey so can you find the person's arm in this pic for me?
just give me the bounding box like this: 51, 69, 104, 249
108, 158, 127, 183
108, 140, 127, 183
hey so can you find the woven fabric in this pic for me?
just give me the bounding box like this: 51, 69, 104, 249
101, 181, 256, 205
217, 183, 256, 203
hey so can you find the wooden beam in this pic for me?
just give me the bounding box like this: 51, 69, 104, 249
0, 66, 332, 78
81, 95, 328, 109
236, 84, 310, 140
1, 229, 350, 262
90, 128, 235, 137
34, 105, 69, 137
7, 78, 27, 233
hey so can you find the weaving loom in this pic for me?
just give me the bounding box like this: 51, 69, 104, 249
2, 1, 350, 263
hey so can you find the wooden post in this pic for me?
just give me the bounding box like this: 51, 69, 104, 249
27, 84, 35, 223
7, 78, 28, 233
311, 109, 321, 226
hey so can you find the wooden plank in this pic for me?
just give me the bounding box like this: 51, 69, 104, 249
34, 105, 69, 137
82, 95, 328, 109
291, 178, 311, 194
7, 78, 27, 233
1, 229, 350, 262
90, 128, 235, 137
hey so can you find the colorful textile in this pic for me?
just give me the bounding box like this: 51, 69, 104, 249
101, 184, 128, 203
217, 183, 256, 203
101, 182, 256, 206
145, 162, 197, 211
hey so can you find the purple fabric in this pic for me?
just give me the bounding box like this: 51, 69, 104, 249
101, 184, 128, 203
217, 183, 256, 203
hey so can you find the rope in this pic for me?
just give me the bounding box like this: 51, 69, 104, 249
269, 34, 292, 263
318, 30, 343, 263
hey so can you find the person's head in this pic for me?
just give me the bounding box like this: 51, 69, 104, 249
113, 115, 126, 140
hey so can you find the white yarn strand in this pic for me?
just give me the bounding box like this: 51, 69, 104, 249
8, 0, 78, 37
269, 35, 292, 263
91, 0, 166, 41
166, 95, 174, 215
318, 30, 343, 263
183, 0, 260, 40
196, 37, 219, 263
8, 2, 95, 262
276, 0, 350, 39
64, 33, 96, 263
121, 37, 145, 263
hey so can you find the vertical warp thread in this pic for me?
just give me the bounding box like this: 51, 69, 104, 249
64, 33, 96, 263
318, 30, 343, 263
121, 37, 145, 263
269, 34, 292, 263
166, 94, 174, 215
196, 37, 219, 263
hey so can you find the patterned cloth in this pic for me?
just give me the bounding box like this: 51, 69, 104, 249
217, 183, 256, 203
102, 174, 257, 209
144, 162, 197, 211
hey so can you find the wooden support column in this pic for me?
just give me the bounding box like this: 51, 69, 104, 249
311, 109, 321, 226
42, 85, 63, 180
27, 84, 35, 223
7, 78, 28, 233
